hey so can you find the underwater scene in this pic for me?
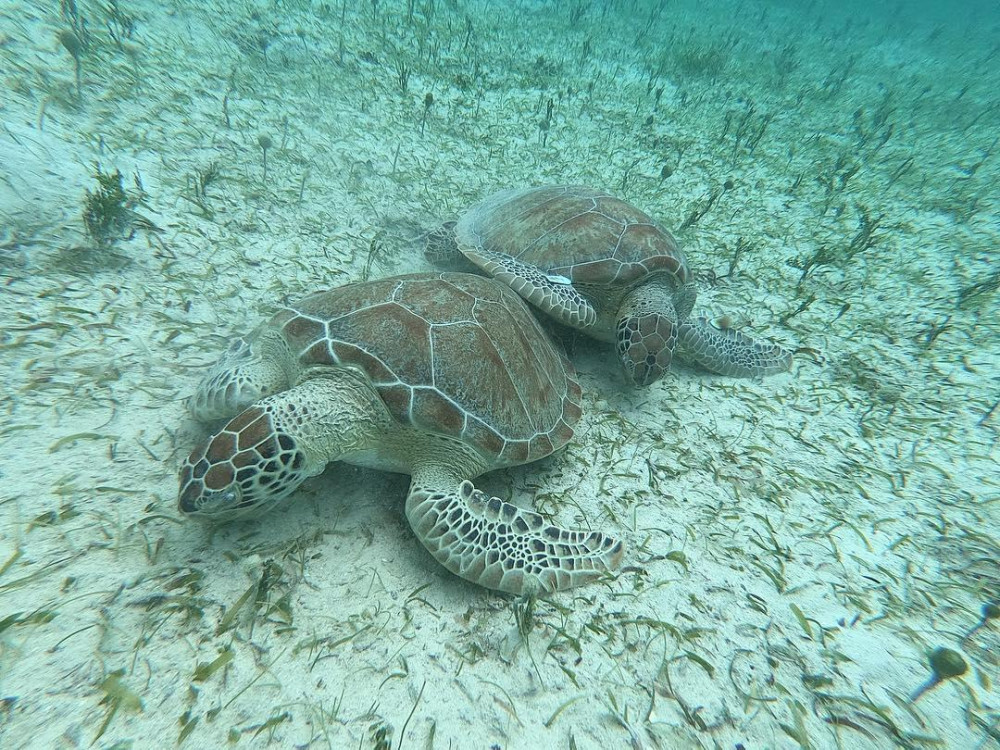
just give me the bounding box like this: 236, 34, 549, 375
1, 0, 998, 747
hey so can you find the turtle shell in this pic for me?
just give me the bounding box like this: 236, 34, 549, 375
455, 185, 692, 289
267, 272, 581, 467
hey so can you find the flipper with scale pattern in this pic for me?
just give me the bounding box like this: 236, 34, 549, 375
462, 247, 598, 329
678, 317, 793, 378
406, 479, 622, 594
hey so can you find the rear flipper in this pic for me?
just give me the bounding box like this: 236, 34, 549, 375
677, 317, 792, 378
406, 479, 623, 595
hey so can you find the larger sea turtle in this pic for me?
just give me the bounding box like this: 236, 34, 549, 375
426, 185, 792, 386
178, 272, 622, 595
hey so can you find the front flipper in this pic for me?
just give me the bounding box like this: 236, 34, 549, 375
189, 335, 290, 422
461, 247, 597, 328
405, 479, 622, 594
677, 317, 793, 378
424, 221, 478, 271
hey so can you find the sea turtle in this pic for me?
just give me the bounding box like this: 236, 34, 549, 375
178, 272, 622, 595
426, 185, 792, 386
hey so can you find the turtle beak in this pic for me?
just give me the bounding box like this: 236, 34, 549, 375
178, 479, 240, 518
191, 488, 239, 516
178, 446, 244, 520
180, 486, 275, 523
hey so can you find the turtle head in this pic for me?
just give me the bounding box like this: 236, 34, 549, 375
178, 405, 308, 521
615, 281, 687, 387
616, 312, 677, 386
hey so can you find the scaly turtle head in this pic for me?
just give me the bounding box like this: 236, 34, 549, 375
178, 405, 307, 521
616, 310, 678, 387
614, 279, 693, 387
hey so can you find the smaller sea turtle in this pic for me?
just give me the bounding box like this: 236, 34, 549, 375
426, 185, 792, 386
179, 272, 622, 595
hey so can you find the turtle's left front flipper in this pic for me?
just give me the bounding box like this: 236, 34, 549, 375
677, 317, 793, 378
405, 478, 623, 595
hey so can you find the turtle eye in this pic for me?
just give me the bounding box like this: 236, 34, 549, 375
226, 337, 253, 357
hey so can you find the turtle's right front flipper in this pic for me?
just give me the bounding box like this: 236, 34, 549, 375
423, 221, 478, 271
462, 248, 597, 329
405, 478, 622, 595
677, 317, 792, 378
189, 334, 291, 422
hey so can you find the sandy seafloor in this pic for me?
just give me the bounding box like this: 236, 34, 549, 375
1, 0, 998, 747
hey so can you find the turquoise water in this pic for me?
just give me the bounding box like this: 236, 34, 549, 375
1, 0, 997, 748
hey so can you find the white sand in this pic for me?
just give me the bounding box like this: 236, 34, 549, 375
1, 0, 997, 748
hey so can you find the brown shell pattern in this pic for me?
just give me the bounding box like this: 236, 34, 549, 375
456, 185, 692, 288
272, 272, 580, 464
